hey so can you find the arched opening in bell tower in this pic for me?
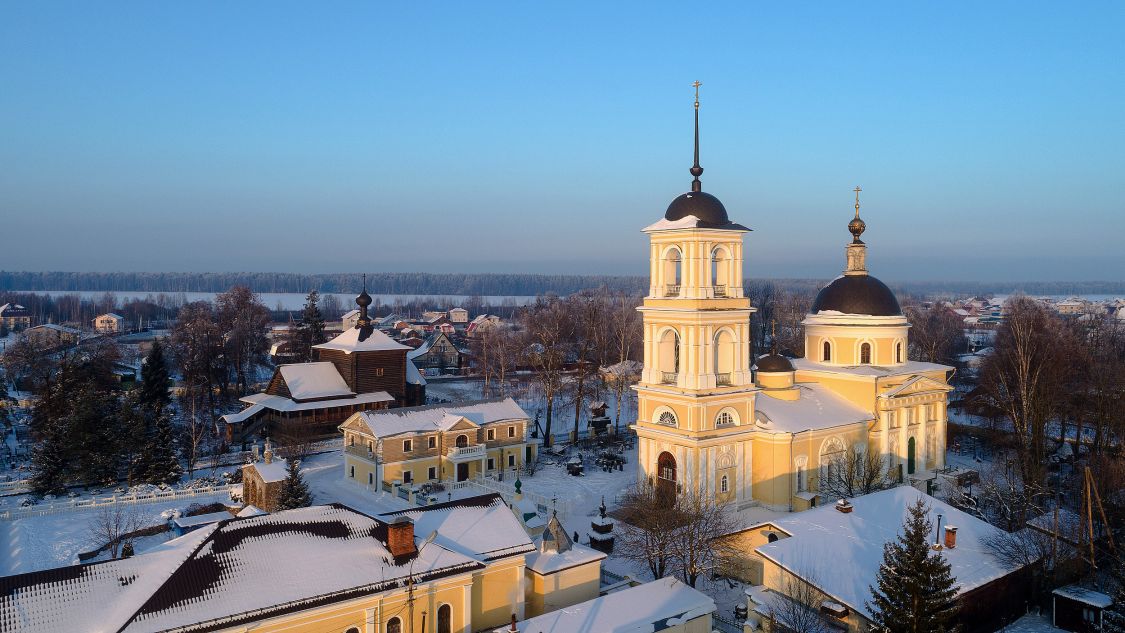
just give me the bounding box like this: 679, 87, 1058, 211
657, 328, 680, 384
714, 328, 735, 385
663, 247, 682, 297
711, 246, 730, 297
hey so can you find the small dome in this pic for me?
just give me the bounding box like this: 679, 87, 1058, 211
356, 289, 372, 308
756, 353, 794, 373
665, 191, 730, 225
812, 275, 902, 316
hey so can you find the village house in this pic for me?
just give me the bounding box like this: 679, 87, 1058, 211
92, 312, 125, 333
0, 493, 614, 633
339, 397, 535, 489
408, 331, 464, 372
466, 314, 501, 337
0, 303, 33, 331
222, 286, 426, 443
724, 486, 1034, 633
23, 323, 80, 349
448, 307, 469, 323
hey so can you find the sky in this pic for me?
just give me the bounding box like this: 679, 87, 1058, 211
1, 2, 1123, 282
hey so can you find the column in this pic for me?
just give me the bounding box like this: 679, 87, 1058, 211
462, 582, 473, 633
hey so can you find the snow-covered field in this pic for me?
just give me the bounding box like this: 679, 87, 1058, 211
0, 490, 231, 575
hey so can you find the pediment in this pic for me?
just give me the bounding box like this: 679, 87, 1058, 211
881, 375, 952, 399
339, 415, 371, 435
439, 414, 481, 432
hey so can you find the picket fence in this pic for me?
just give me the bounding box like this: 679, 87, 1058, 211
0, 484, 239, 521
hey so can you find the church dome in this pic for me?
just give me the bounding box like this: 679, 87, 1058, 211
756, 353, 795, 373
811, 275, 902, 317
665, 191, 730, 225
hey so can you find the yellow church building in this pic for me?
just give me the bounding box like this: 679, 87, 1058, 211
632, 91, 953, 512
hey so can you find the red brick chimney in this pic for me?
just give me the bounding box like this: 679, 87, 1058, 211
510, 613, 518, 631
944, 525, 958, 549
387, 516, 417, 558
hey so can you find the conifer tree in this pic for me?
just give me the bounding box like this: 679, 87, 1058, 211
291, 291, 326, 362
30, 419, 69, 495
144, 413, 182, 485
275, 458, 312, 510
137, 339, 171, 416
867, 497, 960, 633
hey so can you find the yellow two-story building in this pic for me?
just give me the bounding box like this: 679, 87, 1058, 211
340, 397, 536, 491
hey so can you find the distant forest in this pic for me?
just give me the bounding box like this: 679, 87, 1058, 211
0, 271, 1122, 298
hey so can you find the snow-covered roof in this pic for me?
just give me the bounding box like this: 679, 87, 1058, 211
313, 326, 410, 353
247, 457, 289, 483
0, 505, 489, 633
643, 214, 749, 232
1053, 585, 1113, 608
221, 403, 265, 424
525, 541, 606, 575
383, 494, 535, 562
754, 383, 873, 434
351, 397, 527, 439
28, 323, 80, 335
407, 336, 434, 359
173, 510, 234, 529
239, 390, 393, 413
750, 486, 1026, 620
236, 504, 267, 518
792, 357, 952, 378
278, 362, 354, 400
503, 577, 715, 633
406, 358, 426, 386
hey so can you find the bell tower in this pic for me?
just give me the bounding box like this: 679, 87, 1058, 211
632, 83, 758, 506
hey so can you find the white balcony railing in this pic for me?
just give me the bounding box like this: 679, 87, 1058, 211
661, 372, 678, 385
715, 373, 732, 386
713, 285, 727, 298
665, 284, 681, 297
446, 444, 486, 460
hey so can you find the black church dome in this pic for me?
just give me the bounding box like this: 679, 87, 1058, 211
665, 191, 730, 225
811, 275, 902, 317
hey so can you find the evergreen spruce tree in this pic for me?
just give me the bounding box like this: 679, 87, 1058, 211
275, 458, 312, 510
867, 497, 960, 633
145, 413, 182, 485
30, 419, 69, 495
137, 339, 171, 416
292, 290, 326, 362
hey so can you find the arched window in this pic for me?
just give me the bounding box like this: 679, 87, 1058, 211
714, 329, 735, 381
711, 246, 730, 294
860, 342, 872, 364
895, 341, 903, 363
767, 532, 779, 543
657, 411, 677, 426
823, 340, 832, 362
455, 434, 468, 448
720, 475, 730, 494
437, 604, 452, 633
386, 617, 402, 633
345, 627, 361, 633
716, 410, 735, 426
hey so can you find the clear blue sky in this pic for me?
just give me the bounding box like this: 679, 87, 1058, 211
2, 2, 1123, 281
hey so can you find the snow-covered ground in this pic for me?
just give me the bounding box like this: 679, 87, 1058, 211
0, 490, 231, 575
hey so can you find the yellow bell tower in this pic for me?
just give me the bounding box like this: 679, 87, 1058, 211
632, 82, 758, 506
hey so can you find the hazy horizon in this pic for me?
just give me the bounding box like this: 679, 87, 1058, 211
2, 2, 1123, 281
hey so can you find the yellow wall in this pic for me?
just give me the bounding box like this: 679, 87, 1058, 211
473, 558, 526, 629
525, 560, 602, 618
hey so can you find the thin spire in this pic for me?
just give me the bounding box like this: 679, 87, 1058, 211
690, 80, 703, 192
853, 186, 862, 219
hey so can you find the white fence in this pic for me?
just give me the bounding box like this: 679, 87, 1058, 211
0, 484, 239, 521
468, 475, 575, 517
0, 479, 30, 495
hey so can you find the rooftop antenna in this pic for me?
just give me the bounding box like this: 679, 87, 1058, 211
690, 80, 704, 192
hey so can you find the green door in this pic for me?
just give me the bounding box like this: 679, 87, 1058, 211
907, 437, 916, 474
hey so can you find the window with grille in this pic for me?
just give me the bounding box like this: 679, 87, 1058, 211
860, 343, 872, 364
716, 411, 735, 426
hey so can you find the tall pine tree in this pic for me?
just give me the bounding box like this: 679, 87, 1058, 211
275, 458, 312, 510
137, 339, 171, 416
868, 497, 960, 633
289, 290, 327, 362
145, 413, 182, 485
30, 418, 68, 495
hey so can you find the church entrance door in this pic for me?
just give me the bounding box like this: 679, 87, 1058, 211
457, 463, 469, 482
907, 437, 916, 475
656, 451, 677, 503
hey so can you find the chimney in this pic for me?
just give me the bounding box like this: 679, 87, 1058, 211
944, 525, 958, 549
263, 438, 273, 465
386, 516, 417, 558
835, 499, 853, 514
252, 444, 261, 462
510, 613, 518, 632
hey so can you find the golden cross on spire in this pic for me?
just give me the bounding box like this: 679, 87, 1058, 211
692, 80, 702, 109
853, 185, 862, 218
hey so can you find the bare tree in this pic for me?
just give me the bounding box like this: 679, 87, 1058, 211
819, 445, 892, 500
617, 481, 679, 580
667, 486, 738, 587
90, 505, 142, 559
521, 296, 572, 448
904, 304, 968, 364
215, 286, 271, 396
606, 290, 642, 433
978, 296, 1069, 496
767, 565, 833, 633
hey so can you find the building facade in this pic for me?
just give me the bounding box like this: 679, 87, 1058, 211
632, 96, 953, 512
93, 312, 125, 333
